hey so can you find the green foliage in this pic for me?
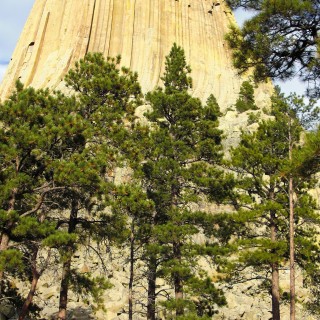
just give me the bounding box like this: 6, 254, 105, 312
111, 184, 155, 220
65, 52, 141, 123
247, 111, 261, 125
0, 210, 19, 229
235, 81, 258, 113
161, 43, 192, 93
161, 274, 226, 320
0, 52, 144, 318
141, 44, 231, 317
229, 88, 320, 310
186, 276, 226, 317
293, 126, 320, 177
110, 183, 155, 241
0, 82, 64, 211
70, 272, 112, 312
0, 249, 24, 272
226, 0, 320, 98
42, 231, 77, 249
12, 217, 56, 239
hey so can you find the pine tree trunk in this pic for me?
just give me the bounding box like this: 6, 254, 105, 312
58, 200, 78, 320
289, 176, 295, 320
58, 258, 71, 320
0, 232, 11, 292
270, 187, 280, 320
19, 252, 40, 320
0, 233, 10, 252
0, 189, 17, 253
270, 206, 280, 320
0, 190, 17, 284
147, 255, 157, 320
18, 274, 40, 320
288, 123, 296, 320
173, 241, 183, 317
271, 261, 280, 320
128, 224, 135, 320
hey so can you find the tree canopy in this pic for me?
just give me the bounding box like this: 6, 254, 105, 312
226, 0, 320, 97
229, 88, 320, 319
141, 43, 231, 319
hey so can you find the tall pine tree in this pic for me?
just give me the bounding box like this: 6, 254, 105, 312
229, 88, 320, 319
52, 53, 142, 320
141, 43, 232, 319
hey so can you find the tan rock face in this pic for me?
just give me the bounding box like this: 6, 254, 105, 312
0, 0, 271, 110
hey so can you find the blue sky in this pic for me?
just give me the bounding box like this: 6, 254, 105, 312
0, 1, 306, 96
0, 0, 34, 78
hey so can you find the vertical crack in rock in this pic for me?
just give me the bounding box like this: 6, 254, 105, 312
105, 0, 114, 57
129, 0, 137, 70
86, 0, 97, 54
26, 12, 50, 87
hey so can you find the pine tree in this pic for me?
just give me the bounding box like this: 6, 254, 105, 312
50, 53, 142, 320
235, 80, 258, 113
226, 0, 320, 98
109, 184, 155, 319
0, 83, 71, 284
0, 83, 61, 256
141, 44, 232, 319
0, 83, 89, 318
0, 52, 143, 319
229, 88, 320, 319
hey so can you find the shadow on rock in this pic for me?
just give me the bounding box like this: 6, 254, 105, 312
50, 307, 96, 320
